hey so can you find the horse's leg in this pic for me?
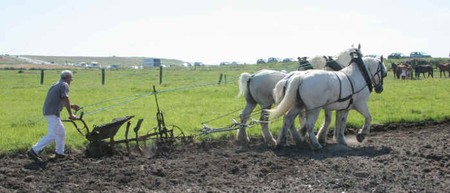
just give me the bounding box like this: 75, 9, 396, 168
260, 105, 277, 146
317, 110, 332, 145
288, 106, 303, 144
236, 102, 257, 144
334, 110, 349, 146
353, 104, 372, 143
277, 106, 302, 147
298, 107, 306, 136
302, 109, 322, 150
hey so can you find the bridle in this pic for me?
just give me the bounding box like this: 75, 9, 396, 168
348, 50, 385, 93
371, 61, 386, 91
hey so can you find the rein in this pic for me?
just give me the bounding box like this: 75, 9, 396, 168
352, 57, 373, 93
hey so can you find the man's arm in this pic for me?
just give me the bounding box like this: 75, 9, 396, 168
63, 97, 77, 120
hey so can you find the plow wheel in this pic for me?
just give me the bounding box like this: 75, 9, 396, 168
149, 124, 187, 156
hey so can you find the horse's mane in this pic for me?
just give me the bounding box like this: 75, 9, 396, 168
308, 48, 362, 70
308, 56, 326, 69
335, 48, 362, 67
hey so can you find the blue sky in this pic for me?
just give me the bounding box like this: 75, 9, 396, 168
1, 0, 449, 64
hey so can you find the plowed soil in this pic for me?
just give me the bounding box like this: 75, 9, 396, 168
1, 120, 449, 192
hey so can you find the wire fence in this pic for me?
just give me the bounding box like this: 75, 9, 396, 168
81, 74, 240, 116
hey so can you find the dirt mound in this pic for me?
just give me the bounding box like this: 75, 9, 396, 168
1, 121, 449, 192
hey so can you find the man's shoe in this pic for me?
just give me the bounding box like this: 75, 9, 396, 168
27, 149, 43, 162
55, 153, 66, 159
50, 153, 67, 160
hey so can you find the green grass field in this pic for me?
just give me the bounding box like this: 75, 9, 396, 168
1, 63, 449, 153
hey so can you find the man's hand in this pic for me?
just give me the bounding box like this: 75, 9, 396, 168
69, 114, 77, 120
71, 104, 81, 111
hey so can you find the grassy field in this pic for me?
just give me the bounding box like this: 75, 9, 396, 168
1, 63, 449, 153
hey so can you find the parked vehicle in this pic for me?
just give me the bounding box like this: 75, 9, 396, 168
410, 52, 431, 58
256, 59, 266, 64
388, 53, 408, 59
194, 62, 204, 66
282, 58, 295, 63
108, 64, 120, 69
267, 57, 280, 63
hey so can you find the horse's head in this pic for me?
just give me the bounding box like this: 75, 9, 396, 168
335, 47, 363, 68
364, 57, 387, 93
391, 63, 397, 69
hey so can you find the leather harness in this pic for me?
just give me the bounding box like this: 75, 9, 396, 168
333, 72, 354, 110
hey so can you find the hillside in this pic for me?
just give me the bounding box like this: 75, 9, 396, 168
0, 55, 24, 65
19, 55, 186, 67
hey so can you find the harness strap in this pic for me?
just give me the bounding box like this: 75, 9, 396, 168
281, 73, 296, 95
352, 57, 373, 93
333, 72, 354, 110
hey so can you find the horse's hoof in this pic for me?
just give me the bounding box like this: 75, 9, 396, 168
275, 144, 288, 150
267, 138, 277, 147
318, 138, 327, 145
276, 140, 288, 147
236, 138, 250, 145
356, 133, 366, 143
311, 144, 323, 151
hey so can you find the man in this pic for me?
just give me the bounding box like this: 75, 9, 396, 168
28, 70, 80, 162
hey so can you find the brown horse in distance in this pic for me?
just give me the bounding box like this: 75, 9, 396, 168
436, 63, 450, 78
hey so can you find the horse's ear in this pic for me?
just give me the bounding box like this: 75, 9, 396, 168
358, 43, 361, 50
381, 55, 384, 63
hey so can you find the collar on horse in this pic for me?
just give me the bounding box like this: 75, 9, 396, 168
323, 56, 343, 71
351, 57, 373, 93
298, 60, 314, 71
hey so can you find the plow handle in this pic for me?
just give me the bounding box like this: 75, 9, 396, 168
62, 112, 89, 136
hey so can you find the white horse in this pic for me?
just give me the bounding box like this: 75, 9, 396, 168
236, 48, 361, 146
269, 56, 387, 150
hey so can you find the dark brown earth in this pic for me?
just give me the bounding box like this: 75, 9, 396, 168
1, 120, 449, 192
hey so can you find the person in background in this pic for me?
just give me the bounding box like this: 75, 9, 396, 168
27, 70, 80, 162
401, 66, 407, 80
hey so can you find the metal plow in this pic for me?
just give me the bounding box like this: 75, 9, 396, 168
63, 86, 189, 157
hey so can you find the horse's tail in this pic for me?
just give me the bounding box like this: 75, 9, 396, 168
308, 56, 326, 69
273, 78, 288, 104
237, 72, 252, 98
268, 74, 303, 118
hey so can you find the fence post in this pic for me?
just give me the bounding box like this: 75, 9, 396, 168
224, 74, 227, 85
159, 66, 163, 85
101, 69, 105, 85
218, 73, 223, 85
40, 69, 44, 85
